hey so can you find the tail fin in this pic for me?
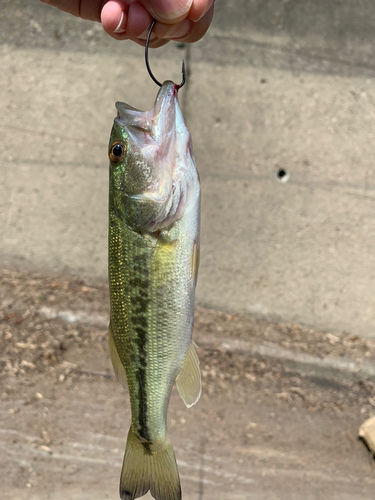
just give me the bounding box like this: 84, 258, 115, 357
120, 427, 181, 500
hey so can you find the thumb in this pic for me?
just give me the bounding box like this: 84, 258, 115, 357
137, 0, 193, 23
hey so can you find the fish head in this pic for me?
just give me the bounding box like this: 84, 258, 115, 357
109, 81, 199, 232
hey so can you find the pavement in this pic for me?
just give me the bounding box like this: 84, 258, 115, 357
2, 0, 375, 338
1, 268, 375, 500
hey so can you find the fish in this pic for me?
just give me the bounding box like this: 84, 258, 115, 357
107, 80, 201, 500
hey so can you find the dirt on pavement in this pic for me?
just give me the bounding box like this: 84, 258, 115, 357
1, 268, 375, 500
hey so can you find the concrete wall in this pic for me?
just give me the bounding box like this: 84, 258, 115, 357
1, 0, 375, 338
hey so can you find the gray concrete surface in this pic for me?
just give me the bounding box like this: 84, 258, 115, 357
1, 269, 375, 500
2, 0, 375, 338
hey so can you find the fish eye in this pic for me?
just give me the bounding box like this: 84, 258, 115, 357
109, 141, 126, 163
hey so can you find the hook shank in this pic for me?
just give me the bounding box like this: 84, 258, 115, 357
145, 20, 186, 89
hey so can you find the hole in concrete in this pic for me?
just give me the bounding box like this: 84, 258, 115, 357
276, 168, 289, 183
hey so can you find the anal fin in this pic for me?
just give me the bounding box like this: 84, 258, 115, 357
109, 322, 128, 390
176, 342, 201, 408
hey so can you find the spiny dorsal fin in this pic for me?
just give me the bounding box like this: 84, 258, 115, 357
176, 342, 201, 408
109, 322, 128, 390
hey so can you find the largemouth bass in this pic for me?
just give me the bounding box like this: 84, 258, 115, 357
108, 81, 201, 500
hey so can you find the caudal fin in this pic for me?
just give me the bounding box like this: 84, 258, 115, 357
120, 427, 181, 500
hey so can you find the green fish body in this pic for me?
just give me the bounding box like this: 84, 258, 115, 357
108, 81, 201, 500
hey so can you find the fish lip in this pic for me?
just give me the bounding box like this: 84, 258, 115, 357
153, 81, 178, 114
115, 102, 142, 113
115, 81, 178, 139
115, 102, 150, 132
150, 81, 179, 141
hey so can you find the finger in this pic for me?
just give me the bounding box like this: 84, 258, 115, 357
39, 0, 82, 17
40, 0, 122, 22
155, 18, 192, 40
126, 1, 153, 39
101, 1, 129, 35
188, 0, 215, 22
80, 0, 108, 21
131, 36, 170, 48
137, 0, 192, 23
172, 5, 213, 43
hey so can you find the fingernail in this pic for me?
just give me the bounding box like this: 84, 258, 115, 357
113, 11, 126, 34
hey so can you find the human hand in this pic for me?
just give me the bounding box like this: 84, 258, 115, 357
39, 0, 214, 47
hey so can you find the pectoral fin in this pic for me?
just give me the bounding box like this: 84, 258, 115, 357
176, 342, 201, 408
109, 322, 128, 390
152, 236, 178, 271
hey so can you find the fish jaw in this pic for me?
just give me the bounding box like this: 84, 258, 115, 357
111, 81, 199, 233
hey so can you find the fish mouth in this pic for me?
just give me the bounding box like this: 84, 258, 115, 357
115, 81, 178, 141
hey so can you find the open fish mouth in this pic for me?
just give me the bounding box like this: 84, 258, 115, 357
115, 81, 179, 144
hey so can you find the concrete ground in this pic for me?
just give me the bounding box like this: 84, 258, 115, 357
2, 1, 375, 338
1, 269, 375, 500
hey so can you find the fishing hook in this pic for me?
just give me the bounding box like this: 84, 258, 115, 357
145, 19, 186, 89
